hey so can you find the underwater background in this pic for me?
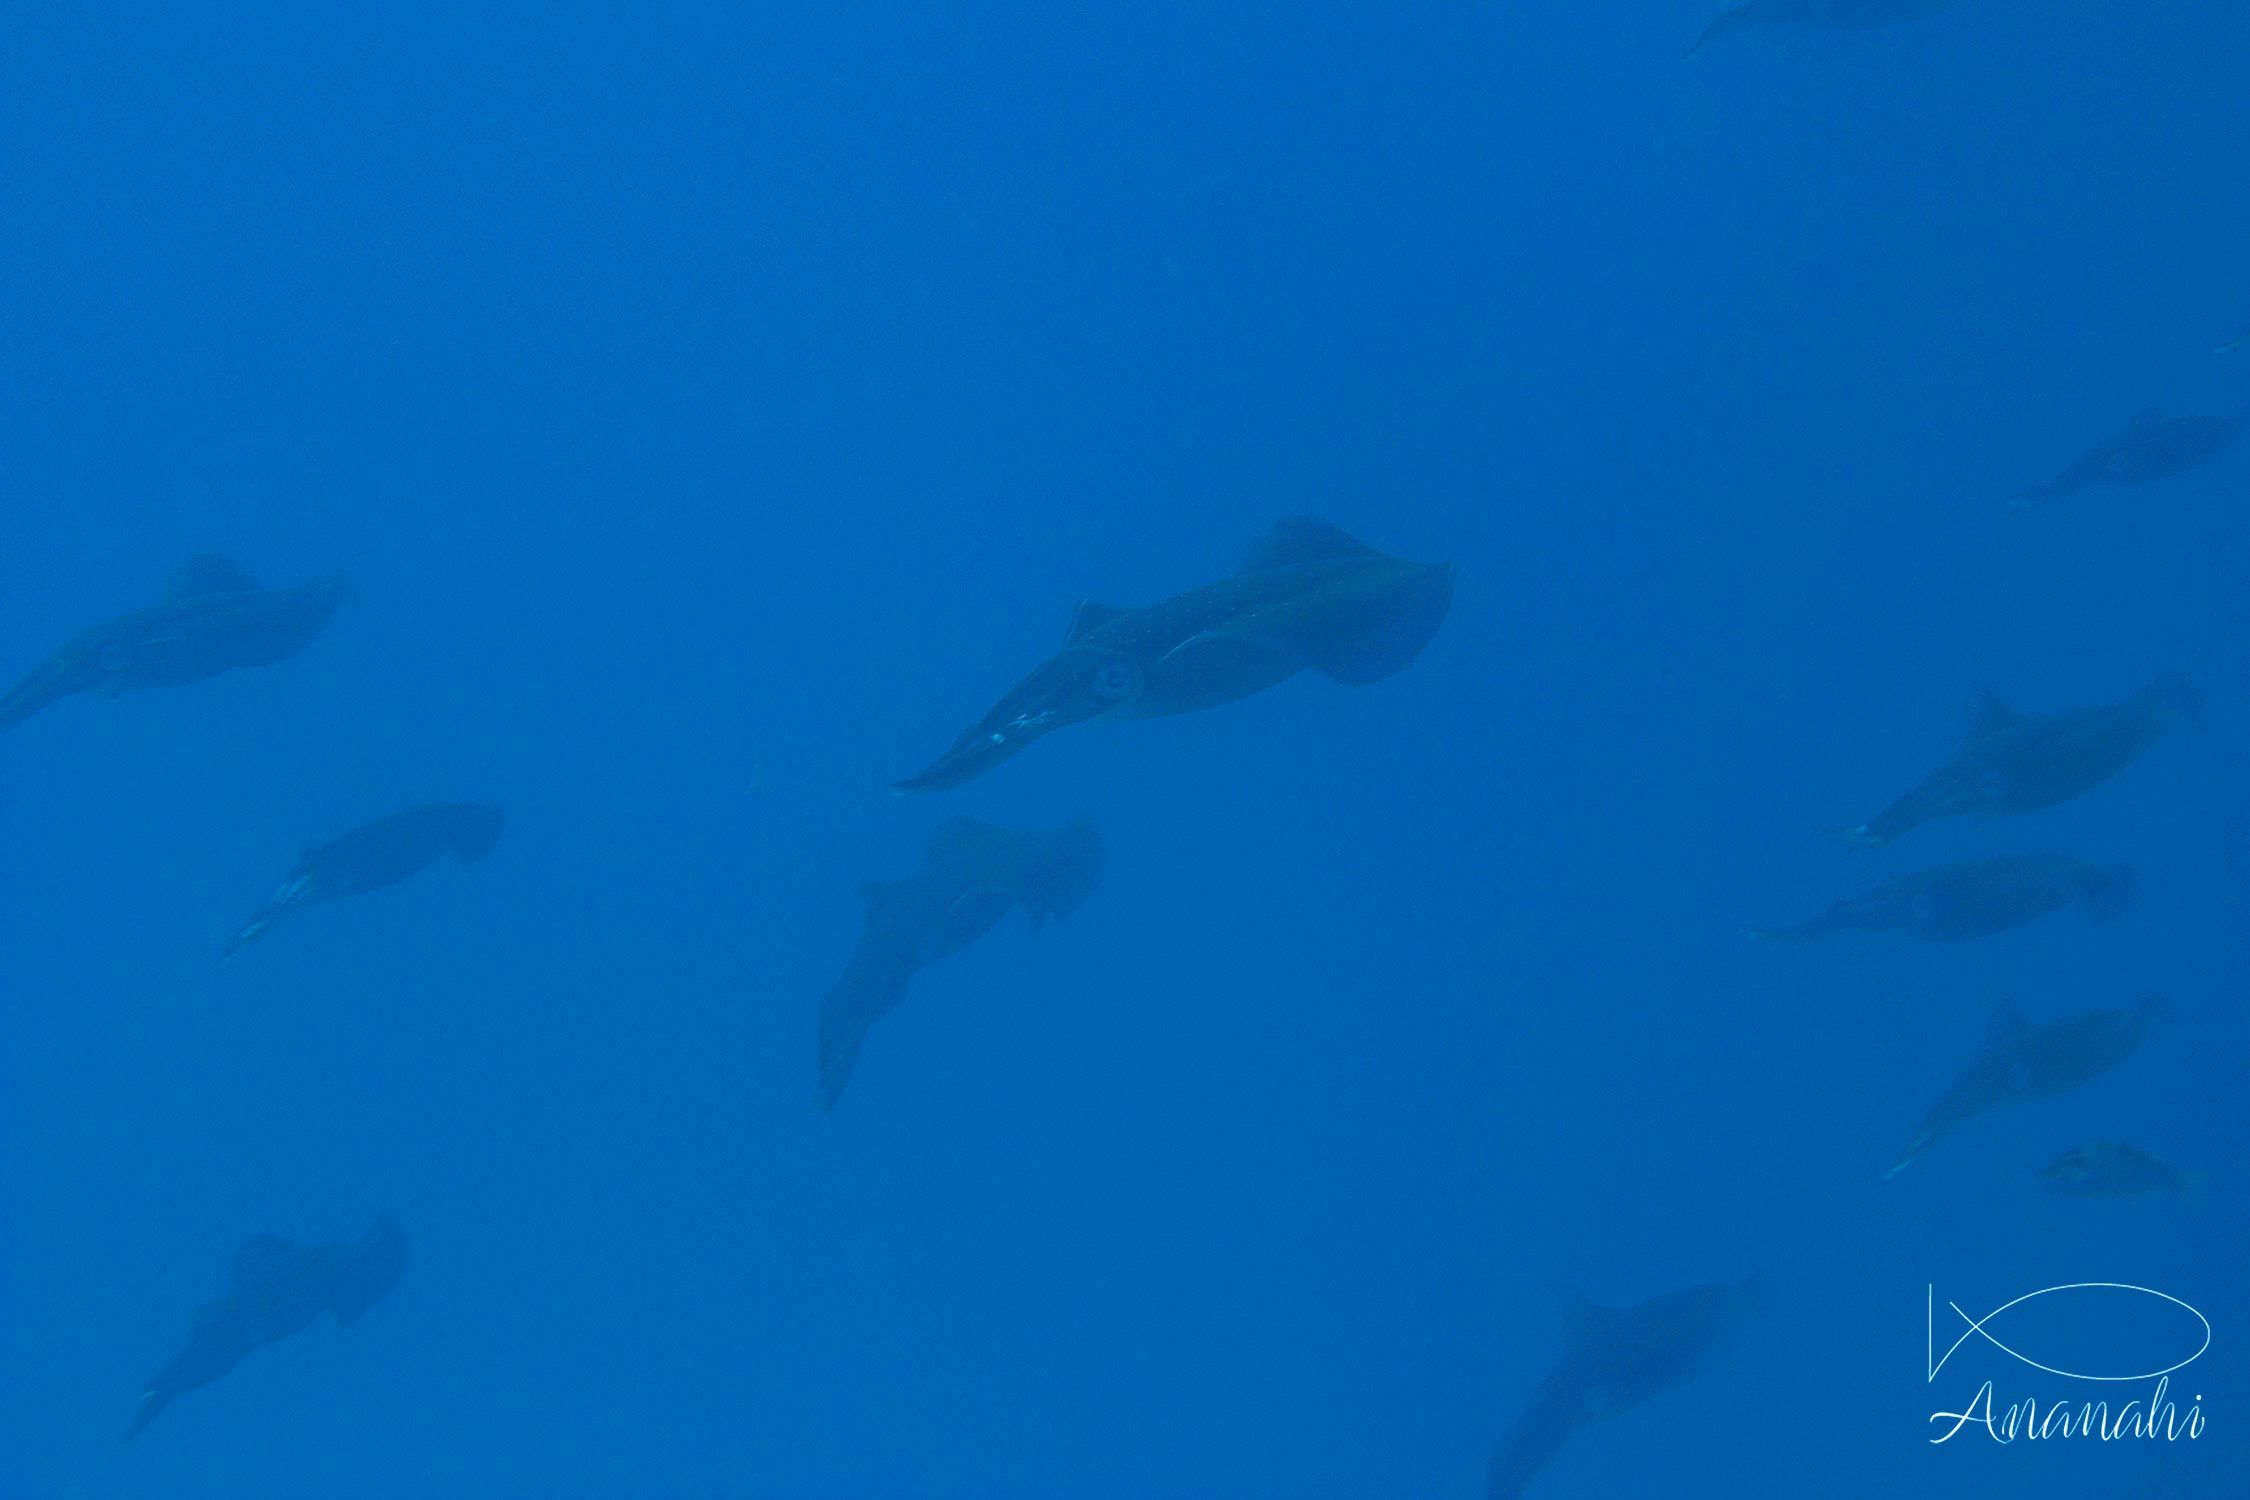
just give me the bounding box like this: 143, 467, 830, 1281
2, 3, 2244, 1496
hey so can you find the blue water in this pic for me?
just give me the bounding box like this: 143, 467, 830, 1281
3, 4, 2244, 1495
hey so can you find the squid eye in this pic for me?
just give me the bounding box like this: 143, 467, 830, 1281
1092, 658, 1136, 700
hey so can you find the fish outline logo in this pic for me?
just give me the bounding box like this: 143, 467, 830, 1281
1928, 1283, 2210, 1384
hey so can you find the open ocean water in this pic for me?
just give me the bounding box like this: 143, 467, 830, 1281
2, 4, 2245, 1496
